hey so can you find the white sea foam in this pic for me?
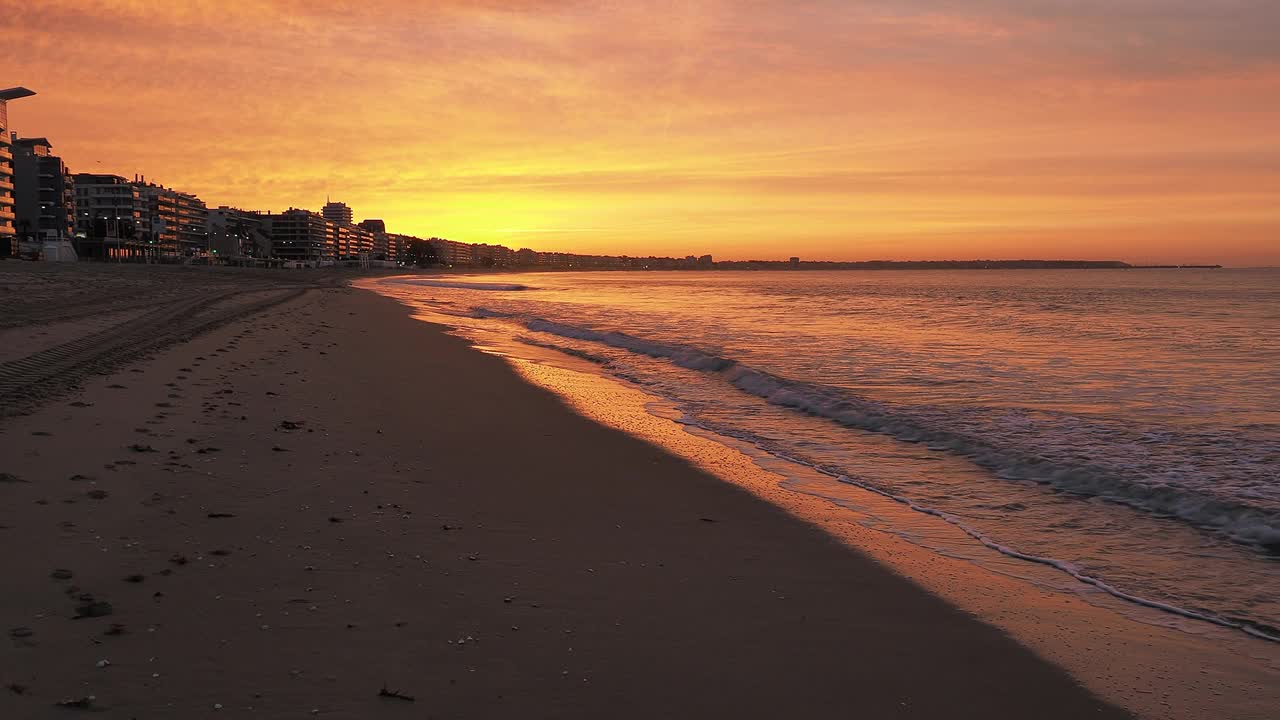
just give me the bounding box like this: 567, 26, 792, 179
521, 316, 1280, 550
388, 278, 531, 291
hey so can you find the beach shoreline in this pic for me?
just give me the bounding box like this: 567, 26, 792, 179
366, 272, 1280, 720
0, 264, 1225, 718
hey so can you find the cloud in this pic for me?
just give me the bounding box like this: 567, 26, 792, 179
6, 0, 1279, 262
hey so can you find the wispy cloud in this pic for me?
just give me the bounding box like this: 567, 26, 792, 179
7, 0, 1279, 262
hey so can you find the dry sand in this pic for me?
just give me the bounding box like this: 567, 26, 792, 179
0, 267, 1130, 718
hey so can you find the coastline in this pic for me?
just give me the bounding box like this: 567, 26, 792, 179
363, 271, 1280, 720
0, 268, 1132, 718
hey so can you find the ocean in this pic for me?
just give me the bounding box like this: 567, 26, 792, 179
370, 268, 1279, 643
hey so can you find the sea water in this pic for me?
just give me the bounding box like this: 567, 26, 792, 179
372, 269, 1279, 642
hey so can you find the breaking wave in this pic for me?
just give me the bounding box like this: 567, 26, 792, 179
388, 278, 531, 291
520, 317, 1280, 550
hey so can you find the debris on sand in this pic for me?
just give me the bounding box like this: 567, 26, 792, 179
74, 597, 113, 619
378, 685, 415, 702
278, 420, 305, 430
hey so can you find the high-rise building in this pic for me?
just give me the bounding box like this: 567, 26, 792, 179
0, 87, 37, 257
322, 200, 353, 225
73, 173, 146, 260
12, 136, 75, 244
263, 208, 336, 264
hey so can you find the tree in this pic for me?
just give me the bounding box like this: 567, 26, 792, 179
403, 238, 440, 267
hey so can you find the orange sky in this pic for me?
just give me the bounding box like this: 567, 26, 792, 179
8, 1, 1280, 264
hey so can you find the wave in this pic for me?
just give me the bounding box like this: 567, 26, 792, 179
520, 317, 1280, 550
387, 278, 531, 291
515, 336, 611, 365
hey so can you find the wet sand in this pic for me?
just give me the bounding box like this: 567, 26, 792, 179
0, 270, 1130, 718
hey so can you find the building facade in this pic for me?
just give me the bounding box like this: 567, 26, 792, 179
359, 219, 395, 260
174, 190, 208, 255
429, 237, 474, 266
135, 182, 208, 259
263, 208, 335, 264
12, 136, 75, 245
73, 173, 146, 260
207, 206, 270, 262
472, 243, 514, 268
0, 87, 37, 257
322, 200, 353, 225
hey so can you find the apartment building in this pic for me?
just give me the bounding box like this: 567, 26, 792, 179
135, 182, 208, 258
11, 136, 75, 243
263, 208, 335, 264
207, 206, 271, 261
73, 173, 146, 259
0, 87, 37, 257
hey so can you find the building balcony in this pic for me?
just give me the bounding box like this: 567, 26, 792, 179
0, 209, 15, 221
0, 147, 11, 161
0, 179, 12, 192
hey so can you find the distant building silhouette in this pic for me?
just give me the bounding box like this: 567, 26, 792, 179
429, 237, 475, 266
12, 136, 75, 244
359, 219, 397, 261
322, 200, 353, 225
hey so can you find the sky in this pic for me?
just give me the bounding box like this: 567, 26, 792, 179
7, 0, 1280, 264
